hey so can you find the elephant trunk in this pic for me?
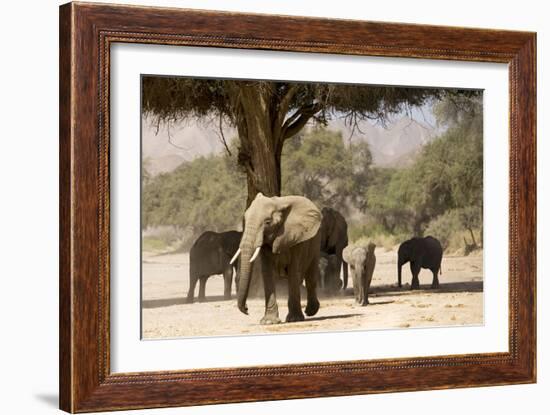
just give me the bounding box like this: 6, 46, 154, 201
237, 219, 263, 315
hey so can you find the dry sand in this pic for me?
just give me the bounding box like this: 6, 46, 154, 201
142, 248, 483, 339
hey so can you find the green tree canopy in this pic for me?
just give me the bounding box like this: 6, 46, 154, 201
365, 92, 483, 244
281, 128, 372, 212
142, 152, 246, 235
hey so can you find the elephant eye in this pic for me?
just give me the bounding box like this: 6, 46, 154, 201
264, 218, 272, 225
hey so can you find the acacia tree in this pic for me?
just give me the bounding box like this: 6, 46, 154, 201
142, 78, 438, 205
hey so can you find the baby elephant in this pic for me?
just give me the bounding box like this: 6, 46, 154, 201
318, 252, 343, 292
343, 243, 376, 306
397, 236, 442, 289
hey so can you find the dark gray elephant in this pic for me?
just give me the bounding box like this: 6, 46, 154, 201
397, 236, 443, 290
318, 252, 342, 292
319, 207, 349, 290
343, 243, 376, 306
187, 230, 242, 303
233, 193, 322, 324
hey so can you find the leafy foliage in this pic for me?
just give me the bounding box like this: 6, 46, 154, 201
142, 152, 246, 235
143, 77, 449, 201
142, 129, 371, 234
281, 128, 372, 212
142, 77, 442, 130
364, 92, 483, 250
142, 86, 483, 254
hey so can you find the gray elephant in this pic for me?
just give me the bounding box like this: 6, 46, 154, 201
187, 230, 242, 303
318, 252, 342, 292
319, 207, 349, 290
232, 193, 322, 324
397, 236, 443, 289
343, 243, 376, 306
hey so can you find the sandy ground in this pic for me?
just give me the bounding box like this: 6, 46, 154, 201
142, 248, 483, 339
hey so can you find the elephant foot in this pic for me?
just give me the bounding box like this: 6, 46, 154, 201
198, 297, 206, 303
260, 314, 281, 325
285, 311, 305, 323
431, 282, 440, 289
410, 285, 420, 290
186, 297, 194, 304
223, 294, 231, 301
305, 298, 320, 316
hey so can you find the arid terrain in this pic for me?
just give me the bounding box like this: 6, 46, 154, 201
142, 248, 483, 339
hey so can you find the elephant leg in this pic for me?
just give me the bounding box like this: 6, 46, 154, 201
410, 263, 420, 289
358, 272, 369, 306
365, 266, 374, 303
431, 268, 440, 289
361, 262, 375, 306
286, 260, 305, 323
260, 252, 281, 325
351, 267, 361, 303
223, 266, 232, 300
342, 260, 349, 290
186, 274, 198, 303
198, 276, 207, 301
304, 259, 320, 317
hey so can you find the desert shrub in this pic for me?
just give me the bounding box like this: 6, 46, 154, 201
425, 209, 482, 254
424, 210, 462, 251
351, 234, 399, 252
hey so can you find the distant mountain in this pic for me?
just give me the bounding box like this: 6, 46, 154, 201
329, 116, 435, 168
141, 115, 435, 176
141, 117, 234, 167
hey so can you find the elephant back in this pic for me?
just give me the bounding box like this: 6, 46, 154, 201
221, 230, 242, 258
189, 231, 225, 275
320, 207, 348, 253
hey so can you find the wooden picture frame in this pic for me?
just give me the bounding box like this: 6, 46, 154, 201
59, 2, 536, 412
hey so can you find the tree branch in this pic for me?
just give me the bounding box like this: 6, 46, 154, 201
215, 112, 232, 157
281, 102, 321, 139
274, 84, 299, 134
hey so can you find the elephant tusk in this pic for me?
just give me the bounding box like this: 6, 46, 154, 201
249, 246, 261, 263
229, 248, 241, 265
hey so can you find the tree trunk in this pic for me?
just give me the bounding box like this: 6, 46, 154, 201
236, 87, 282, 206
468, 227, 478, 247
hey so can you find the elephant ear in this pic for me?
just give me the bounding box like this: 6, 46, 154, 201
271, 196, 322, 254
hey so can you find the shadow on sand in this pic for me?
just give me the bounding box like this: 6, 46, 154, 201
142, 281, 481, 309
142, 295, 233, 309
305, 313, 362, 322
365, 280, 483, 298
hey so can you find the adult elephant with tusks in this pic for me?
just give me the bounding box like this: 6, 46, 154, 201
187, 230, 242, 303
397, 236, 443, 290
231, 193, 322, 324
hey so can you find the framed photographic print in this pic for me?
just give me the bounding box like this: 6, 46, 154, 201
59, 2, 536, 412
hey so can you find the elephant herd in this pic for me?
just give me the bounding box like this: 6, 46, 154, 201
186, 193, 443, 325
